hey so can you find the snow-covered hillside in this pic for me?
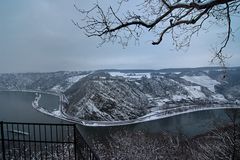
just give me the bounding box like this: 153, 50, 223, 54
1, 67, 240, 122
64, 67, 240, 121
109, 72, 151, 79
0, 71, 91, 92
181, 75, 220, 92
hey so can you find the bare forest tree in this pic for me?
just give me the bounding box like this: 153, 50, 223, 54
90, 125, 240, 159
224, 108, 240, 159
73, 0, 240, 66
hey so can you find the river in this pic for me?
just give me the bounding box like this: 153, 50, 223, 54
0, 91, 63, 123
0, 91, 239, 138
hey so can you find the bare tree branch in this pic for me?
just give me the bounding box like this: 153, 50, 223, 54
74, 0, 240, 65
211, 2, 232, 68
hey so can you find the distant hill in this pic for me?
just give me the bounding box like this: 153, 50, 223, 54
64, 67, 240, 121
1, 67, 240, 121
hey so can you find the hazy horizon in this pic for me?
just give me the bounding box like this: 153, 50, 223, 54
1, 65, 240, 74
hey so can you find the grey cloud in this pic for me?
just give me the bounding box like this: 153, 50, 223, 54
0, 0, 239, 73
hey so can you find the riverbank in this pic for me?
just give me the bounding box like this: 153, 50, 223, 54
58, 95, 240, 126
4, 89, 237, 127
0, 89, 66, 121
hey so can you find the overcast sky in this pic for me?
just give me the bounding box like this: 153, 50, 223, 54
0, 0, 239, 73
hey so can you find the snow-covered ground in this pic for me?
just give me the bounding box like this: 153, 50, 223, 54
173, 72, 181, 74
65, 74, 89, 90
51, 109, 62, 117
172, 94, 188, 101
51, 74, 89, 92
181, 75, 220, 92
2, 68, 240, 127
183, 85, 206, 99
51, 85, 63, 93
67, 104, 240, 127
109, 72, 151, 79
32, 92, 41, 108
57, 94, 240, 126
211, 94, 227, 102
67, 75, 88, 84
29, 90, 240, 127
32, 91, 66, 120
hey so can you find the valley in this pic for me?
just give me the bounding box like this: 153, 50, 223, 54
1, 67, 240, 125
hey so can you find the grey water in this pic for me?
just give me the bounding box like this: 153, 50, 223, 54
0, 91, 68, 142
38, 93, 59, 112
0, 91, 63, 123
0, 91, 239, 138
79, 108, 239, 141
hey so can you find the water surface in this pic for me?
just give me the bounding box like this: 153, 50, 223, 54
0, 91, 63, 123
0, 91, 239, 138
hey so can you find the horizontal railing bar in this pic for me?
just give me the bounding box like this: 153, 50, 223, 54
2, 121, 75, 126
2, 139, 74, 144
1, 121, 100, 160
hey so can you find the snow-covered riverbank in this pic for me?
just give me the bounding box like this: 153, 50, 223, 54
32, 92, 41, 108
20, 90, 240, 127
31, 91, 67, 120
59, 100, 240, 127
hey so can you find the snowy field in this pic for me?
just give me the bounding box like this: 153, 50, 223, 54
181, 75, 220, 92
108, 72, 151, 79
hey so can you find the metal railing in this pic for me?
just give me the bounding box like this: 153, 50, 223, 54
0, 121, 100, 160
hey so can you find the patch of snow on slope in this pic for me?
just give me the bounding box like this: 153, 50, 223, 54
212, 94, 227, 102
146, 95, 170, 107
32, 93, 41, 107
109, 72, 151, 79
155, 98, 170, 106
67, 75, 88, 83
51, 85, 63, 92
93, 80, 104, 86
135, 82, 141, 85
145, 94, 153, 99
51, 74, 89, 92
181, 75, 220, 92
86, 100, 102, 114
65, 74, 88, 89
204, 70, 209, 74
173, 72, 181, 74
52, 110, 62, 117
183, 85, 206, 99
172, 94, 188, 101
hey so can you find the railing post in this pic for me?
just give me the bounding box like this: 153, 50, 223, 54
74, 125, 77, 160
1, 121, 6, 160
